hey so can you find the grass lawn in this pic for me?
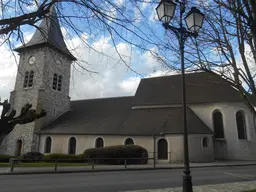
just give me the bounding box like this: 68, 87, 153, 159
0, 162, 88, 167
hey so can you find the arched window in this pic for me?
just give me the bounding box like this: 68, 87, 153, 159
213, 111, 225, 138
58, 75, 62, 91
52, 73, 58, 90
44, 137, 52, 153
157, 139, 168, 160
95, 137, 104, 148
23, 71, 29, 88
124, 138, 134, 145
23, 71, 34, 88
16, 139, 22, 156
202, 137, 209, 147
68, 137, 76, 154
236, 111, 247, 139
28, 71, 34, 87
52, 73, 62, 91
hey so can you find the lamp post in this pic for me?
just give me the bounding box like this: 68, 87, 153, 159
156, 1, 204, 192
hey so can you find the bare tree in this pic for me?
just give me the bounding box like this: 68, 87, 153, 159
0, 0, 170, 75
0, 99, 46, 145
157, 0, 256, 114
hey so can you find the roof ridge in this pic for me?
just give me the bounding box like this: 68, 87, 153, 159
141, 71, 206, 81
71, 96, 134, 102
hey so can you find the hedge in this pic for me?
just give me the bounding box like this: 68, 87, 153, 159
21, 152, 44, 162
43, 153, 85, 163
0, 155, 17, 162
83, 145, 148, 165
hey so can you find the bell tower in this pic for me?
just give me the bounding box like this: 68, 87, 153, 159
0, 6, 76, 155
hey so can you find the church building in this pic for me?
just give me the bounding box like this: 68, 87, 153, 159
1, 7, 256, 163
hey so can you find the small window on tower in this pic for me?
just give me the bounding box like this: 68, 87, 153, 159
58, 75, 62, 91
23, 71, 29, 88
28, 71, 34, 87
23, 70, 34, 88
52, 73, 62, 92
52, 74, 58, 90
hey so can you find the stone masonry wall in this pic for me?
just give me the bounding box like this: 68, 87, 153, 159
0, 46, 72, 155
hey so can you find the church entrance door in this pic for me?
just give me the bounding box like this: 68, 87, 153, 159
16, 140, 22, 156
157, 139, 168, 160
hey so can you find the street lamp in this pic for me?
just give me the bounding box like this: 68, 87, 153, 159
156, 1, 204, 192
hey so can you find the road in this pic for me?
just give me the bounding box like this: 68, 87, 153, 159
0, 165, 256, 192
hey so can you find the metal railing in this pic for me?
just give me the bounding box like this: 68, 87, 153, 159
8, 157, 155, 173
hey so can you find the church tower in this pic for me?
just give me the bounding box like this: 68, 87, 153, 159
0, 7, 76, 155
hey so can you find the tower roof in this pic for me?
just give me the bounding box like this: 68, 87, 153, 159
15, 6, 76, 61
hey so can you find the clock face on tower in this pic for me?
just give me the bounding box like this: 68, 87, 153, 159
28, 56, 35, 65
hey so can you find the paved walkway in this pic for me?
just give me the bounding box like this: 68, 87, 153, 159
123, 180, 256, 192
2, 160, 256, 175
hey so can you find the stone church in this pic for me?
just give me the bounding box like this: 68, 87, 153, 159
1, 7, 256, 163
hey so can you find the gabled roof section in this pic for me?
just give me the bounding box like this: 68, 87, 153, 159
37, 96, 134, 135
120, 107, 213, 135
14, 6, 76, 61
132, 72, 243, 106
37, 96, 213, 136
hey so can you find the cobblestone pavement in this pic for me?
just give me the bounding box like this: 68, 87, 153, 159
123, 181, 256, 192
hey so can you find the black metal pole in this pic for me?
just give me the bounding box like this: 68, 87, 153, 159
153, 126, 156, 168
179, 4, 193, 192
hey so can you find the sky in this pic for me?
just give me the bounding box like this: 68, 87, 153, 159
1, 0, 252, 104
0, 0, 175, 102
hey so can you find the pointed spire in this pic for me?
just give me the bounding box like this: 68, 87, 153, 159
15, 6, 76, 61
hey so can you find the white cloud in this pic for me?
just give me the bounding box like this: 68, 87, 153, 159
0, 45, 18, 101
25, 1, 39, 12
0, 31, 171, 108
141, 0, 152, 10
65, 33, 170, 100
119, 77, 140, 94
116, 0, 125, 7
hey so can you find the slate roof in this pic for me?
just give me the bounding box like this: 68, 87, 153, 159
38, 96, 134, 135
14, 6, 76, 61
120, 107, 213, 135
132, 72, 242, 106
38, 96, 212, 135
38, 72, 243, 136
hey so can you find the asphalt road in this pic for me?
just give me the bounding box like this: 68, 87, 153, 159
0, 165, 256, 192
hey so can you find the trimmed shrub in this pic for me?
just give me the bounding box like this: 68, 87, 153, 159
83, 145, 148, 165
43, 153, 85, 163
0, 155, 16, 162
21, 152, 44, 162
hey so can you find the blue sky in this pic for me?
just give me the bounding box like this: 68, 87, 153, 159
1, 0, 235, 102
0, 0, 180, 101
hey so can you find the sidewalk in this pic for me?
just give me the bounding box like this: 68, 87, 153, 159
2, 160, 256, 175
123, 180, 256, 192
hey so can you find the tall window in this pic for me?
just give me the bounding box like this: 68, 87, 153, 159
124, 138, 134, 145
68, 137, 76, 154
52, 74, 57, 90
202, 137, 209, 147
44, 137, 52, 153
236, 111, 247, 139
16, 139, 22, 156
95, 137, 104, 148
23, 71, 34, 88
52, 73, 62, 91
58, 75, 62, 91
213, 111, 225, 138
157, 139, 168, 160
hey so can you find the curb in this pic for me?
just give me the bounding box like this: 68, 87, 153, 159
1, 163, 256, 176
